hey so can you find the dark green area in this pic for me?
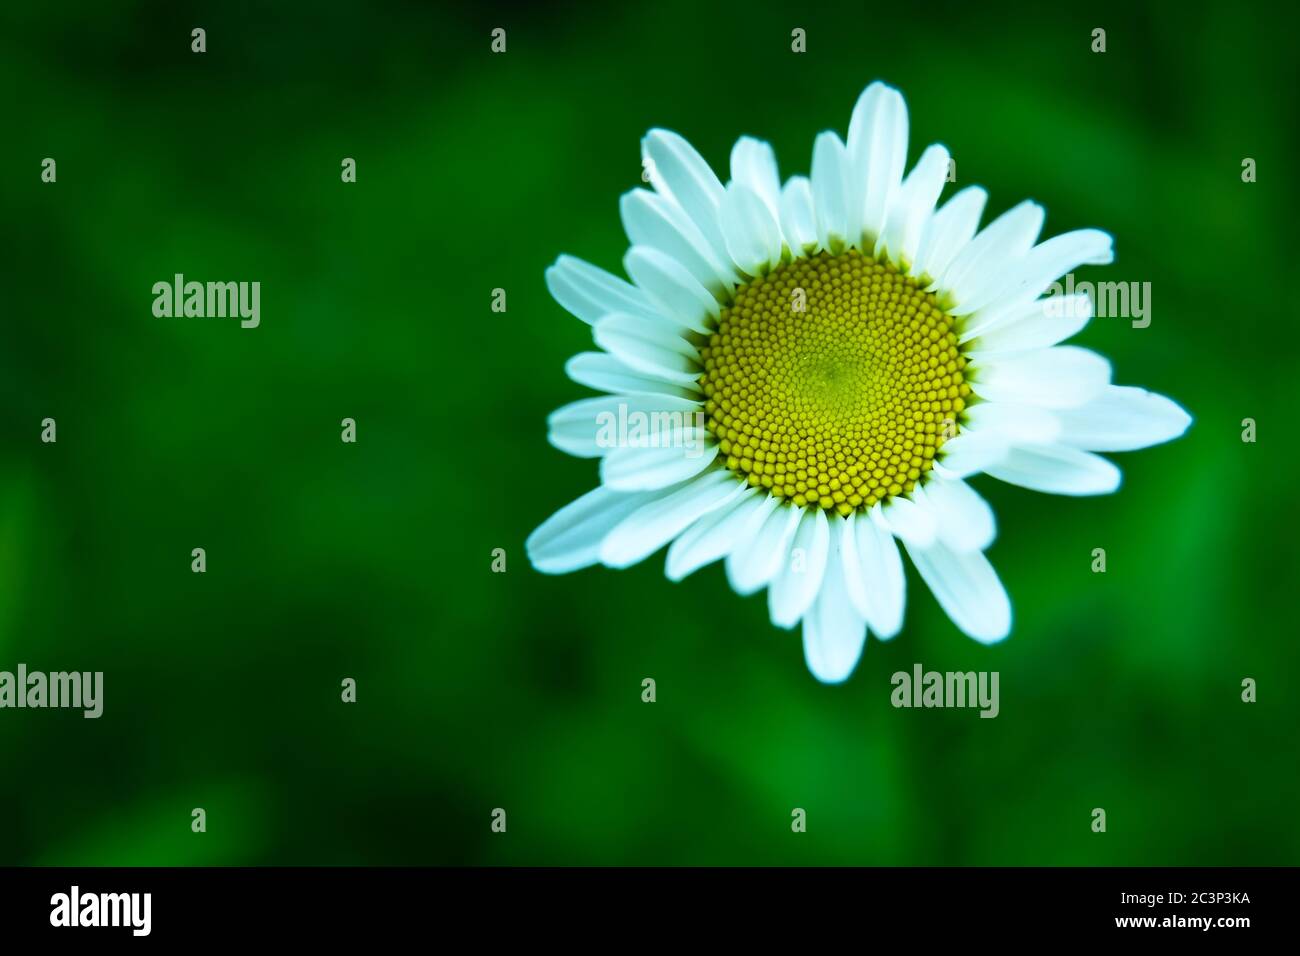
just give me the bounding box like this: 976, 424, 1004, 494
1, 0, 1295, 865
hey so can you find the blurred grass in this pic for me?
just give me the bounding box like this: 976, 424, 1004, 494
0, 0, 1295, 865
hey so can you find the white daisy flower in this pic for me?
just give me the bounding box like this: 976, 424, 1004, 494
526, 81, 1191, 684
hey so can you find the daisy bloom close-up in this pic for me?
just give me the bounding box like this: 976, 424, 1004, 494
526, 81, 1191, 684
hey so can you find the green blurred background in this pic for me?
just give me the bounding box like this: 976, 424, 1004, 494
1, 0, 1296, 865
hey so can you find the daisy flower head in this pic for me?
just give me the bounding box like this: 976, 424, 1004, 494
527, 81, 1191, 684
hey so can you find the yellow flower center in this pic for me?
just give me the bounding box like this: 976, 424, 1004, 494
699, 250, 970, 516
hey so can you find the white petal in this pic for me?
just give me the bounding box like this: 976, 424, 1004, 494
640, 128, 729, 267
545, 255, 659, 326
527, 486, 660, 574
960, 295, 1050, 343
593, 312, 701, 383
548, 393, 701, 458
984, 444, 1121, 495
726, 500, 802, 596
779, 176, 818, 255
961, 401, 1063, 445
600, 438, 719, 491
878, 494, 937, 547
811, 131, 850, 251
917, 477, 996, 552
1004, 229, 1112, 302
963, 293, 1093, 352
971, 346, 1111, 409
619, 189, 736, 299
905, 538, 1011, 644
937, 431, 1011, 477
877, 143, 950, 268
846, 81, 908, 247
952, 228, 1112, 317
712, 493, 780, 583
841, 509, 905, 638
720, 181, 784, 276
729, 136, 782, 218
939, 200, 1044, 309
564, 352, 698, 399
599, 470, 748, 568
1055, 385, 1192, 452
768, 508, 830, 629
912, 186, 987, 282
802, 518, 868, 683
623, 246, 718, 334
664, 487, 765, 581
